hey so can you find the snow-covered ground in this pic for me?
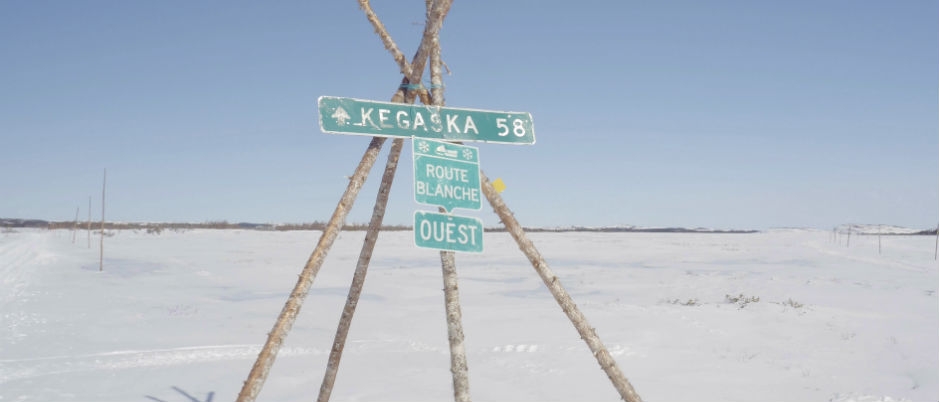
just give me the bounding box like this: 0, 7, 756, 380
1, 228, 936, 402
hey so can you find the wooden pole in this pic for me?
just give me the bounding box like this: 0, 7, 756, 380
317, 2, 452, 401
318, 137, 405, 402
439, 247, 471, 402
479, 172, 643, 402
236, 136, 386, 402
99, 169, 106, 272
427, 16, 471, 401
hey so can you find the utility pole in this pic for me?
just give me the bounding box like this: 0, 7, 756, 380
100, 169, 106, 272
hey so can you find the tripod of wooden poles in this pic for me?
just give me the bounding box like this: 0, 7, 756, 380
235, 2, 643, 401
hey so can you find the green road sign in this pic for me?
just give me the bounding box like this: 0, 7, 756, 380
318, 96, 535, 145
413, 138, 481, 212
414, 211, 484, 253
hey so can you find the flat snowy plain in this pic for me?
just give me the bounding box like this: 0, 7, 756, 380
1, 228, 936, 402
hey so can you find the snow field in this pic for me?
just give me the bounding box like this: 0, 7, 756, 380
0, 228, 936, 402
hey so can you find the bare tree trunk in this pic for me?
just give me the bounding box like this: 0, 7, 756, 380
236, 136, 386, 402
99, 169, 106, 272
478, 172, 643, 402
317, 137, 405, 402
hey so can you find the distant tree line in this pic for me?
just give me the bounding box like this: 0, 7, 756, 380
4, 217, 935, 235
0, 218, 413, 232
510, 226, 760, 234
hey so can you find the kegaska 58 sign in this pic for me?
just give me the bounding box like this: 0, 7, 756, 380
413, 139, 481, 212
318, 96, 535, 145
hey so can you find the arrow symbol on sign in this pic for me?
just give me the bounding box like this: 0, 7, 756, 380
331, 107, 351, 126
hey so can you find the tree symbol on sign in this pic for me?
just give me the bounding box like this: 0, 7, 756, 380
331, 107, 351, 126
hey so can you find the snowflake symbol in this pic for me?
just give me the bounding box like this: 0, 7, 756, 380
417, 141, 430, 153
462, 149, 474, 160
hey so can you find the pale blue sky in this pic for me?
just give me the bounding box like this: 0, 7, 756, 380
1, 1, 936, 230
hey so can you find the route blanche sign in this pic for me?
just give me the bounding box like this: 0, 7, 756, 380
413, 139, 481, 212
318, 96, 535, 145
414, 211, 484, 253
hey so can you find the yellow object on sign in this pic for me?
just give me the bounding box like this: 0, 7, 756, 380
492, 178, 506, 193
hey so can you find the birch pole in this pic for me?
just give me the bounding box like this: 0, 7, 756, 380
317, 138, 405, 402
239, 2, 453, 400
428, 15, 471, 401
236, 136, 385, 402
317, 1, 450, 400
317, 0, 450, 402
479, 173, 643, 402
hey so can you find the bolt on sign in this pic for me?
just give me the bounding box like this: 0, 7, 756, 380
414, 211, 484, 253
318, 96, 535, 145
413, 138, 481, 212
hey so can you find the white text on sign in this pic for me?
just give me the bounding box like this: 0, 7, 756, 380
413, 211, 484, 253
415, 163, 481, 204
412, 139, 482, 212
354, 108, 481, 136
417, 219, 480, 247
318, 96, 535, 144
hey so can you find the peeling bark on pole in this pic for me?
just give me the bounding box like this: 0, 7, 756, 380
430, 18, 471, 401
479, 172, 643, 402
236, 136, 386, 402
425, 7, 472, 398
355, 0, 450, 104
240, 1, 456, 400
439, 250, 471, 402
317, 138, 405, 402
404, 0, 452, 104
357, 0, 411, 78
